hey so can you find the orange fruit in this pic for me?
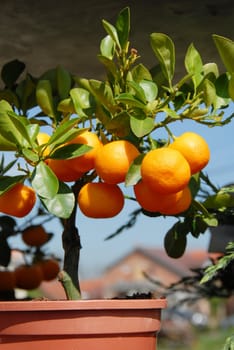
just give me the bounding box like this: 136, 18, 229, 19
159, 186, 192, 215
141, 147, 191, 194
14, 264, 44, 290
22, 225, 49, 247
47, 158, 84, 182
94, 140, 140, 184
169, 132, 210, 174
39, 259, 60, 281
66, 131, 103, 172
77, 182, 124, 218
0, 183, 36, 218
0, 270, 16, 291
134, 180, 192, 214
37, 132, 51, 157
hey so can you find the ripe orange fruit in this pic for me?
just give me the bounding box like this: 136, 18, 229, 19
22, 225, 49, 247
134, 181, 192, 214
159, 186, 192, 215
0, 183, 36, 218
0, 270, 16, 291
66, 131, 103, 172
47, 158, 84, 182
141, 147, 191, 194
169, 132, 210, 174
77, 182, 124, 218
37, 132, 51, 157
14, 264, 44, 290
39, 259, 60, 281
94, 140, 140, 184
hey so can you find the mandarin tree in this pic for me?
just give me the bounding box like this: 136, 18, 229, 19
0, 7, 233, 298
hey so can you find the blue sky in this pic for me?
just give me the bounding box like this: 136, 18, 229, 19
5, 104, 234, 279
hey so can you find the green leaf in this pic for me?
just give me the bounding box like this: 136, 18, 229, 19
139, 80, 158, 102
102, 19, 121, 49
127, 81, 147, 104
115, 7, 130, 50
36, 80, 56, 118
132, 64, 152, 82
125, 154, 144, 186
50, 143, 92, 160
115, 93, 146, 108
228, 73, 234, 100
40, 181, 75, 218
213, 34, 234, 73
98, 55, 117, 78
1, 59, 25, 88
48, 118, 81, 146
100, 35, 115, 59
105, 112, 131, 138
89, 80, 115, 110
150, 33, 175, 85
202, 79, 217, 107
185, 43, 203, 89
22, 148, 39, 163
130, 113, 155, 137
164, 222, 187, 258
0, 175, 25, 195
57, 65, 72, 100
31, 161, 59, 199
70, 87, 93, 117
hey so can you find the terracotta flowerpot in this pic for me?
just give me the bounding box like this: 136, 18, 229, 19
0, 298, 166, 350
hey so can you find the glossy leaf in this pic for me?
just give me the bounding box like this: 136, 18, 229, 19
89, 80, 115, 110
130, 113, 154, 137
127, 81, 147, 104
100, 35, 115, 59
31, 161, 59, 199
115, 93, 146, 108
36, 80, 56, 118
139, 80, 158, 102
102, 19, 121, 49
50, 143, 92, 160
150, 33, 175, 84
213, 35, 234, 73
115, 7, 130, 50
40, 182, 75, 219
164, 222, 187, 258
132, 64, 152, 83
185, 43, 203, 89
125, 154, 144, 187
0, 175, 25, 195
48, 118, 81, 146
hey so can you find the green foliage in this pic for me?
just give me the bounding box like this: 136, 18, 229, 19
201, 242, 234, 284
0, 6, 233, 266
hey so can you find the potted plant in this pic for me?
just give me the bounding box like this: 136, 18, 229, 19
0, 6, 233, 350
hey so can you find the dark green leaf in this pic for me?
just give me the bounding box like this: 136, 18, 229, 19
125, 154, 144, 186
115, 93, 146, 108
57, 65, 72, 100
89, 80, 115, 110
1, 59, 25, 88
36, 80, 56, 118
150, 33, 175, 84
105, 112, 131, 137
31, 162, 59, 198
164, 222, 187, 258
40, 181, 75, 218
115, 7, 130, 50
228, 73, 234, 100
50, 143, 92, 160
0, 176, 25, 195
